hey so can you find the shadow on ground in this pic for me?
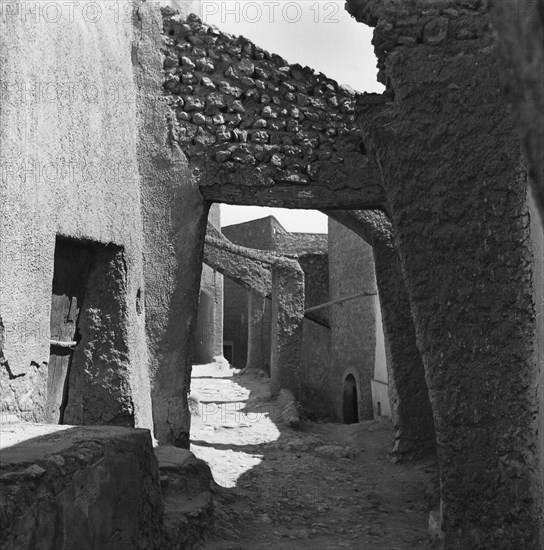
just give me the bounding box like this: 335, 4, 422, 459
189, 362, 439, 550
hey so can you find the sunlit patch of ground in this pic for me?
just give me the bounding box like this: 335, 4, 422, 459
190, 362, 280, 487
190, 361, 439, 549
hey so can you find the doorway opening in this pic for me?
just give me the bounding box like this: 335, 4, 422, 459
223, 341, 234, 365
45, 240, 92, 424
342, 374, 359, 424
45, 237, 133, 426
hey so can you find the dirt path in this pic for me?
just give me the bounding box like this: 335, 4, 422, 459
190, 362, 438, 550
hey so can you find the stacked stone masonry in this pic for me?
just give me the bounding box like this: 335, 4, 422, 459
161, 10, 385, 209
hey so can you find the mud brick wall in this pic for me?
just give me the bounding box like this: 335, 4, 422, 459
160, 11, 385, 209
223, 217, 276, 251
347, 0, 544, 546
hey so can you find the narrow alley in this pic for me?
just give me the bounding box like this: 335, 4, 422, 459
190, 362, 438, 550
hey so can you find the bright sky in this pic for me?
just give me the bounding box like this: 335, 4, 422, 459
196, 0, 383, 233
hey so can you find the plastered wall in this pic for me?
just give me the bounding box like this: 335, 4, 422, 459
0, 3, 152, 427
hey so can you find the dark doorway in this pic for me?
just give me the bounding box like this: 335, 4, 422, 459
45, 240, 93, 424
223, 342, 233, 365
342, 374, 359, 424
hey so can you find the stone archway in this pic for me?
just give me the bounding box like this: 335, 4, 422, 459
152, 6, 543, 547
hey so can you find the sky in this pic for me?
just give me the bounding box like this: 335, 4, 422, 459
195, 0, 383, 233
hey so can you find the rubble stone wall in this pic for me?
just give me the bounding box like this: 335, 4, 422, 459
161, 10, 385, 209
0, 424, 163, 550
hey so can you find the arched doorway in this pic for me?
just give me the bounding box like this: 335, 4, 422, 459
193, 290, 215, 364
342, 374, 359, 424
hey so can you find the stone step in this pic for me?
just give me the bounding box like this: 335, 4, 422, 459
155, 446, 215, 548
162, 492, 213, 550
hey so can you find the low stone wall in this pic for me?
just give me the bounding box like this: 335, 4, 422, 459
0, 423, 163, 550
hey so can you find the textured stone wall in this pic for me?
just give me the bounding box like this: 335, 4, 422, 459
298, 252, 329, 323
204, 228, 272, 298
219, 217, 330, 418
223, 217, 275, 251
223, 278, 249, 368
63, 247, 135, 427
0, 423, 163, 550
221, 217, 330, 411
294, 252, 332, 418
328, 219, 379, 422
161, 10, 385, 209
221, 220, 271, 368
528, 192, 544, 511
246, 289, 267, 370
348, 0, 543, 545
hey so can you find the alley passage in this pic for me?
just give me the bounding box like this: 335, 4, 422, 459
190, 362, 438, 550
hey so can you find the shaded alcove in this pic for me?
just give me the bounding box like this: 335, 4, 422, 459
342, 374, 359, 424
46, 237, 135, 427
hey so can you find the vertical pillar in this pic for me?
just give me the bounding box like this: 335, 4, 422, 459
246, 288, 266, 370
270, 259, 304, 396
373, 239, 435, 458
213, 270, 224, 359
355, 8, 543, 540
324, 209, 436, 456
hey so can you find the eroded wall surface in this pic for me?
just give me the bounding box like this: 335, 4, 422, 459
348, 0, 543, 545
137, 1, 209, 446
161, 11, 385, 209
0, 424, 162, 550
491, 0, 544, 224
529, 193, 544, 502
0, 3, 152, 429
